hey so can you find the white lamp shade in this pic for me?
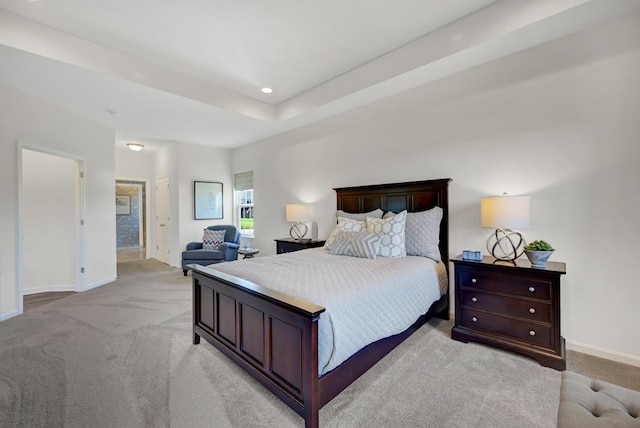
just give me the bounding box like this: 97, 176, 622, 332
481, 196, 531, 229
286, 204, 311, 223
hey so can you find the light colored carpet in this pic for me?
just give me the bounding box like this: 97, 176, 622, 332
1, 259, 562, 427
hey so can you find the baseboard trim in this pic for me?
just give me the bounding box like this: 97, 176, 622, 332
566, 340, 640, 368
80, 276, 117, 292
0, 310, 20, 321
24, 285, 75, 295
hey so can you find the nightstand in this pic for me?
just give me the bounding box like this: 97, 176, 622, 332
451, 254, 567, 370
275, 238, 326, 254
237, 248, 259, 259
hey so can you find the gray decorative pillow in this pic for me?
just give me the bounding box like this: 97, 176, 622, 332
385, 207, 443, 261
336, 208, 383, 222
407, 207, 443, 261
366, 210, 407, 258
329, 232, 381, 259
324, 217, 366, 250
202, 229, 226, 250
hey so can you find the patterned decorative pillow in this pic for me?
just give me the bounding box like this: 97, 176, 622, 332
202, 229, 226, 250
324, 217, 366, 250
366, 210, 407, 258
384, 207, 443, 261
329, 232, 381, 259
336, 208, 383, 222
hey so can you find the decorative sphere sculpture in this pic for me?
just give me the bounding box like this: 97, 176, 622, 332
486, 228, 525, 261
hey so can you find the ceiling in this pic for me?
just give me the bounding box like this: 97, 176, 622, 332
1, 0, 638, 150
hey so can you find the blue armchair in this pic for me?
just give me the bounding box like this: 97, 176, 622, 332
181, 225, 241, 275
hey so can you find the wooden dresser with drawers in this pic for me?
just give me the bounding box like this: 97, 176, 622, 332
451, 254, 567, 370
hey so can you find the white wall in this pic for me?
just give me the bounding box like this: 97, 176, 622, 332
0, 83, 117, 319
232, 14, 640, 364
115, 145, 155, 180
22, 150, 77, 293
176, 143, 233, 256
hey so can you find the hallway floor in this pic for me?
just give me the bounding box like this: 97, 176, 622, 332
117, 246, 146, 263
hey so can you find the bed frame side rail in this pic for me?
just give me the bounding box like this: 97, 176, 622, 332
192, 266, 325, 426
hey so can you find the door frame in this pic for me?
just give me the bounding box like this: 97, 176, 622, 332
115, 178, 150, 259
17, 142, 86, 314
155, 176, 171, 264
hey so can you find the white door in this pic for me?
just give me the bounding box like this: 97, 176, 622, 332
155, 176, 171, 264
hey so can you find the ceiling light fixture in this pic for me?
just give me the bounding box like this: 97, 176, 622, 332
261, 87, 273, 94
127, 143, 144, 152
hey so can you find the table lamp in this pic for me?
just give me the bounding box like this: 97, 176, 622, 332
481, 194, 531, 261
286, 204, 311, 240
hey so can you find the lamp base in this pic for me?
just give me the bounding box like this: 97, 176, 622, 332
486, 228, 526, 261
289, 222, 308, 240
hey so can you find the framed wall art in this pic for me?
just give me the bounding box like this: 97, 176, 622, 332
116, 195, 131, 215
194, 181, 223, 220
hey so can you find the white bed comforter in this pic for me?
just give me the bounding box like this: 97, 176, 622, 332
208, 248, 447, 375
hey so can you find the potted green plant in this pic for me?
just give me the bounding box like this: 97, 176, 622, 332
524, 240, 555, 268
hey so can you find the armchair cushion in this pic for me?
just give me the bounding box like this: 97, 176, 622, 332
182, 249, 224, 261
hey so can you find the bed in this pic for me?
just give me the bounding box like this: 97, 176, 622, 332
191, 178, 451, 427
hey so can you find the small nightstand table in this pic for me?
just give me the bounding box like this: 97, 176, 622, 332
451, 254, 567, 370
238, 248, 259, 259
275, 238, 326, 254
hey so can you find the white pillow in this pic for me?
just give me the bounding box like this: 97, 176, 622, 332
329, 232, 381, 259
385, 207, 443, 261
336, 208, 383, 222
324, 217, 366, 250
366, 210, 407, 258
202, 229, 226, 250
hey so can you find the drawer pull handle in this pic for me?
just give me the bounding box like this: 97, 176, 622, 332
471, 278, 477, 284
471, 297, 478, 303
528, 286, 536, 293
529, 330, 536, 336
472, 316, 478, 322
529, 308, 536, 314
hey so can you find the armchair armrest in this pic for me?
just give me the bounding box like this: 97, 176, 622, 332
186, 242, 204, 251
221, 242, 240, 250
219, 242, 240, 261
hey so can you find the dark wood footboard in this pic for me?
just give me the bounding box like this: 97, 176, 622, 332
193, 264, 448, 428
192, 265, 325, 427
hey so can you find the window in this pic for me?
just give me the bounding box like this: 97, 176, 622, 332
237, 189, 254, 237
234, 171, 254, 237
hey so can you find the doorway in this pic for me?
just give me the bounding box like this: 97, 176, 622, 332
115, 180, 147, 263
20, 148, 84, 312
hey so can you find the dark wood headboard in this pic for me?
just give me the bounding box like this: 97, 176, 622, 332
334, 178, 451, 266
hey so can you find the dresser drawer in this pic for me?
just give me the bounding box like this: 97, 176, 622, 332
460, 289, 551, 323
277, 242, 301, 253
460, 309, 552, 348
459, 270, 550, 300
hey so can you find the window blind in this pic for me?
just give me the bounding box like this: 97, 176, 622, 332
234, 171, 254, 191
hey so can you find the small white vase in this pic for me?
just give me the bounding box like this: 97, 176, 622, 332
524, 250, 554, 268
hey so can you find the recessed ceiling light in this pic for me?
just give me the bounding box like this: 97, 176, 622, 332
127, 143, 144, 152
261, 87, 273, 94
